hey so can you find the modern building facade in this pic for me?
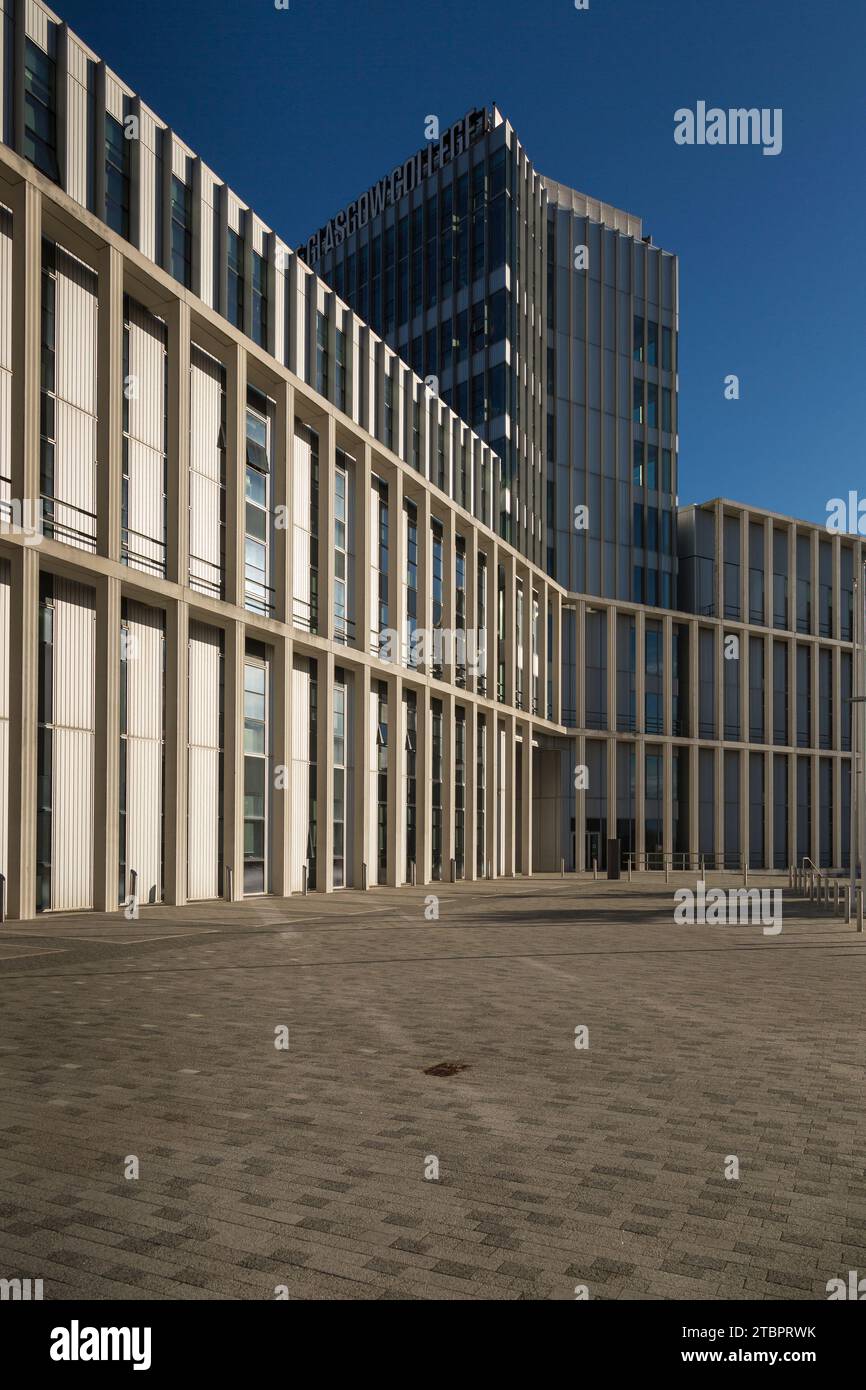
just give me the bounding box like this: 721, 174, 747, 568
0, 0, 857, 921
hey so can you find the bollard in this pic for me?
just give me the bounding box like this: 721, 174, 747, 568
0, 871, 5, 924
225, 865, 233, 901
362, 862, 368, 892
833, 880, 838, 913
302, 863, 308, 897
628, 858, 632, 884
700, 855, 705, 876
847, 881, 854, 924
593, 857, 598, 882
560, 858, 565, 878
450, 857, 457, 883
743, 857, 748, 887
858, 887, 864, 934
665, 858, 669, 884
411, 860, 417, 887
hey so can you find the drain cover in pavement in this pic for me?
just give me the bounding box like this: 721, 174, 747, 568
423, 1061, 469, 1077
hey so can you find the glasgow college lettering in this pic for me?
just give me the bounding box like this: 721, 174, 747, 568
300, 108, 490, 267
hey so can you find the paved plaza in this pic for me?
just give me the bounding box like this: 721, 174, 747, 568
0, 876, 863, 1301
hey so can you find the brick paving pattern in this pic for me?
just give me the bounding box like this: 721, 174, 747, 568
0, 876, 863, 1300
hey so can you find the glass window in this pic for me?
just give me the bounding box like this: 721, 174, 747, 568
24, 39, 60, 182
227, 229, 244, 329
105, 115, 130, 237
170, 176, 192, 287
251, 251, 268, 347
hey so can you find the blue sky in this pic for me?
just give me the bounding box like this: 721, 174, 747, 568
57, 0, 865, 523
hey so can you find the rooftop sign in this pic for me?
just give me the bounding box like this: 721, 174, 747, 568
299, 108, 490, 267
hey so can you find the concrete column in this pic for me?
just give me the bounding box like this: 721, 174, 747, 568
387, 463, 404, 663
522, 569, 534, 715
788, 751, 797, 869
713, 502, 724, 618
315, 649, 335, 891
763, 632, 772, 748
688, 618, 699, 741
224, 342, 246, 608
739, 509, 749, 624
810, 639, 820, 753
832, 533, 842, 642
385, 670, 403, 887
465, 702, 478, 880
551, 590, 562, 725
163, 598, 189, 906
520, 720, 533, 875
273, 379, 295, 626
353, 661, 371, 890
635, 608, 646, 734
9, 179, 40, 509
575, 732, 587, 871
223, 618, 245, 899
787, 522, 796, 634
714, 745, 724, 869
416, 488, 431, 674
636, 738, 645, 866
689, 742, 700, 869
663, 739, 673, 864
764, 747, 773, 871
466, 526, 479, 696
832, 642, 841, 756
441, 507, 456, 686
810, 530, 820, 638
486, 542, 498, 703
271, 632, 292, 897
503, 555, 516, 708
833, 751, 842, 870
740, 746, 749, 871
354, 442, 372, 656
485, 709, 497, 876
607, 606, 618, 733
715, 627, 725, 746
318, 413, 336, 642
415, 682, 431, 884
788, 637, 796, 755
93, 575, 121, 911
96, 243, 123, 563
810, 753, 820, 866
7, 546, 39, 920
441, 689, 455, 874
503, 713, 516, 876
662, 614, 673, 737
607, 735, 617, 868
